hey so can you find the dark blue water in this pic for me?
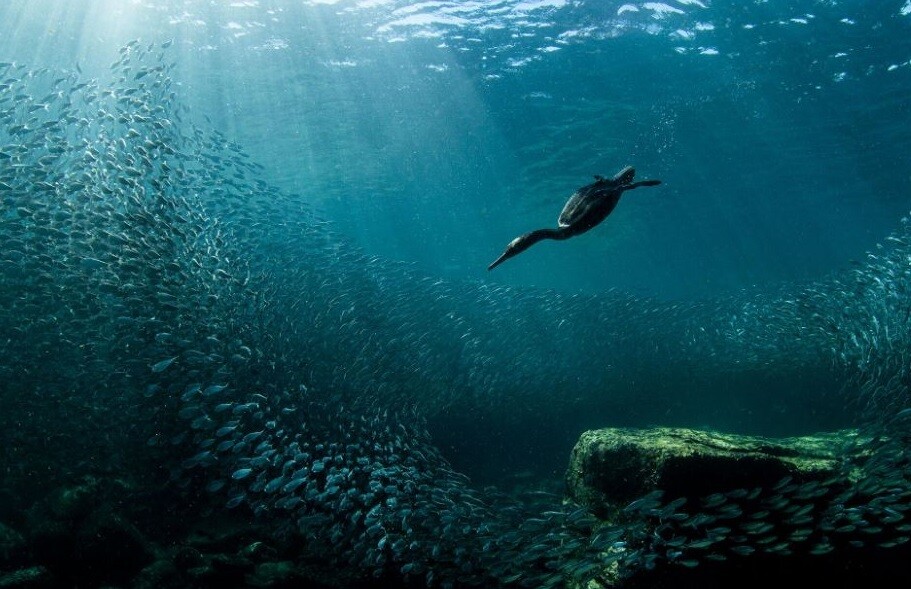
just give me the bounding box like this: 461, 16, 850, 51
2, 1, 911, 587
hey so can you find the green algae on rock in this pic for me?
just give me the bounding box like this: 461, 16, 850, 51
0, 523, 27, 569
565, 427, 858, 518
0, 566, 52, 589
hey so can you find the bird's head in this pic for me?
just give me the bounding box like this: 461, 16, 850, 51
488, 233, 537, 271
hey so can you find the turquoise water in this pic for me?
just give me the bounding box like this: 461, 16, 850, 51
2, 1, 911, 587
6, 0, 910, 297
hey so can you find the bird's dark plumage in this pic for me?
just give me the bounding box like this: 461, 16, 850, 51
487, 166, 660, 271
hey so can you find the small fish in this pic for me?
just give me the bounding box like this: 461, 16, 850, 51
232, 468, 253, 480
216, 425, 238, 437
282, 478, 307, 493
264, 476, 286, 493
80, 257, 106, 269
702, 493, 727, 508
203, 384, 228, 396
151, 356, 177, 372
625, 490, 664, 513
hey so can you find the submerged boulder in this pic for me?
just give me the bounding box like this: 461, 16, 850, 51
22, 478, 156, 587
562, 427, 911, 588
566, 427, 854, 518
43, 477, 105, 522
72, 509, 155, 583
0, 567, 52, 588
0, 523, 27, 568
132, 559, 181, 589
247, 560, 302, 588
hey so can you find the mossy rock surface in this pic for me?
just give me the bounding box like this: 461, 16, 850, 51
0, 523, 27, 568
247, 560, 301, 588
566, 427, 857, 518
0, 566, 52, 589
132, 559, 181, 589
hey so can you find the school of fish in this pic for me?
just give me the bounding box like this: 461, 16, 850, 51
2, 43, 911, 587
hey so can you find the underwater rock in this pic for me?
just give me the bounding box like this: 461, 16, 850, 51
0, 523, 27, 568
564, 427, 911, 588
171, 545, 206, 571
72, 509, 155, 584
0, 567, 52, 589
132, 559, 181, 589
209, 551, 255, 576
240, 541, 278, 563
25, 519, 72, 578
44, 479, 102, 522
246, 560, 303, 588
185, 552, 254, 586
26, 479, 155, 588
566, 427, 853, 518
30, 477, 137, 529
184, 520, 265, 555
0, 490, 23, 525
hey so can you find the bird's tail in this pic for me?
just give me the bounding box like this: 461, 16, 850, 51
627, 179, 661, 189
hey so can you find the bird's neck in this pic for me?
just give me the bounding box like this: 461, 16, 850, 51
530, 227, 570, 242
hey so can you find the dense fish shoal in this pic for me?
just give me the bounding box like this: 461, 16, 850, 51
1, 44, 911, 587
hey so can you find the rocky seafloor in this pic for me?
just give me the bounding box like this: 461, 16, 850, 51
3, 427, 911, 588
567, 427, 911, 589
0, 474, 387, 589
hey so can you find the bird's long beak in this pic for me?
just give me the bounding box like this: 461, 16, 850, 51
487, 250, 511, 271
